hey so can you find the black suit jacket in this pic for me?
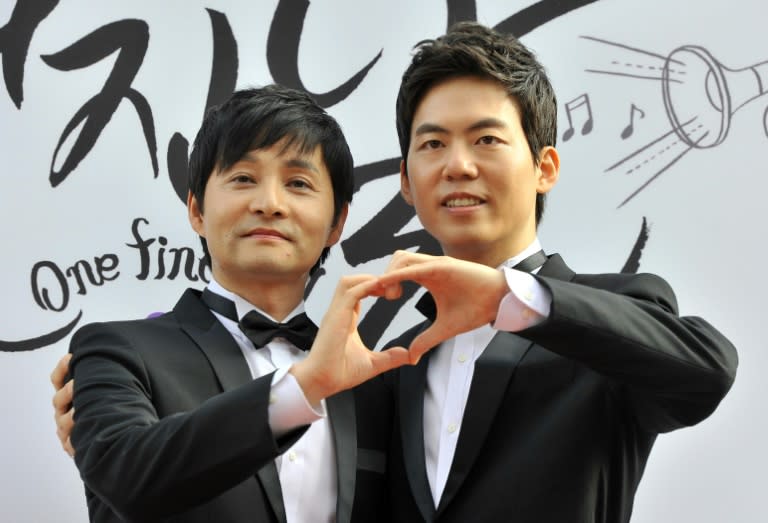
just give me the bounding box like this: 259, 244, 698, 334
384, 254, 737, 523
69, 288, 391, 523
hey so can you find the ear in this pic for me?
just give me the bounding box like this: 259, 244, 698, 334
535, 146, 560, 195
187, 191, 205, 237
399, 160, 414, 206
326, 203, 349, 247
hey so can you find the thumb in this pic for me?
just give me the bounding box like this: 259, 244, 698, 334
408, 327, 448, 364
369, 347, 412, 374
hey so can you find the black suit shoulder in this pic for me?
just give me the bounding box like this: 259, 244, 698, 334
68, 289, 292, 522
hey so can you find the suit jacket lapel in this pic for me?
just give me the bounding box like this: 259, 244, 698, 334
537, 253, 576, 281
256, 464, 287, 523
325, 390, 356, 523
174, 289, 287, 523
433, 253, 575, 514
436, 331, 534, 515
399, 349, 436, 522
175, 289, 253, 391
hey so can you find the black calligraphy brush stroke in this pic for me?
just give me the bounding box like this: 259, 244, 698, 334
203, 9, 239, 117
0, 0, 59, 108
342, 194, 440, 266
41, 19, 156, 187
0, 311, 81, 352
495, 0, 602, 37
167, 9, 238, 203
352, 157, 401, 194
621, 217, 649, 274
167, 133, 190, 202
267, 0, 382, 108
446, 0, 477, 27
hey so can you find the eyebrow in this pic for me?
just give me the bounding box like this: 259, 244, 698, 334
283, 158, 320, 175
230, 152, 321, 175
413, 117, 509, 136
467, 117, 508, 132
413, 123, 448, 136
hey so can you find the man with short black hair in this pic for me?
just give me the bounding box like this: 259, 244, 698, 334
57, 84, 408, 523
376, 21, 737, 522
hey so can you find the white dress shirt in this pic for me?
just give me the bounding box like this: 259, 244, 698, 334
206, 278, 335, 523
423, 239, 552, 506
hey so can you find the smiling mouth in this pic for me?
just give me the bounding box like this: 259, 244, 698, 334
244, 229, 288, 240
443, 196, 483, 208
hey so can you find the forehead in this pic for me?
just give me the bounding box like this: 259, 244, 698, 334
412, 76, 522, 129
222, 140, 328, 173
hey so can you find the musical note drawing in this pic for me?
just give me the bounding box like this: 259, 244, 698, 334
562, 93, 594, 141
621, 103, 645, 139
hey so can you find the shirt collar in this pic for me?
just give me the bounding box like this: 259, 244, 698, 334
206, 276, 306, 323
497, 237, 544, 270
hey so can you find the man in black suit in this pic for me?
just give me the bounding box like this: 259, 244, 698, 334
53, 85, 409, 522
371, 21, 738, 522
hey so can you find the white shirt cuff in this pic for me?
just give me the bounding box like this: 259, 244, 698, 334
493, 267, 552, 332
268, 367, 327, 438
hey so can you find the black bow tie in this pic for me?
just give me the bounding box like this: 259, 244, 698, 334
201, 289, 318, 351
415, 250, 548, 321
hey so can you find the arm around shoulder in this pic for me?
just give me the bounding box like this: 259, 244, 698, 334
69, 320, 301, 520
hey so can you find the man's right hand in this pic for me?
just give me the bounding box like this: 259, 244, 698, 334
50, 353, 75, 457
290, 274, 412, 406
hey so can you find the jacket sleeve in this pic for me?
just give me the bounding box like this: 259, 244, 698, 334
69, 321, 305, 521
518, 272, 738, 433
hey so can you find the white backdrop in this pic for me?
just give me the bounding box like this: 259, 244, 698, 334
1, 1, 765, 521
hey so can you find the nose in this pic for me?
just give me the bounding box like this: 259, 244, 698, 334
442, 143, 478, 180
248, 177, 286, 217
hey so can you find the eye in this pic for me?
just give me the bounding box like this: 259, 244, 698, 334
232, 173, 254, 183
287, 178, 311, 190
419, 139, 443, 150
477, 135, 502, 145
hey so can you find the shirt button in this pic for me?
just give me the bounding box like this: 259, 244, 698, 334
288, 451, 297, 462
447, 423, 457, 434
457, 354, 467, 363
524, 290, 533, 302
269, 394, 277, 405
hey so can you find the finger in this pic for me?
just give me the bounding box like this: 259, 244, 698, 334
381, 281, 403, 301
56, 411, 75, 452
343, 275, 390, 304
383, 249, 411, 273
383, 250, 437, 275
377, 262, 437, 288
61, 407, 75, 433
64, 437, 75, 458
408, 324, 456, 361
50, 353, 72, 390
56, 406, 74, 438
368, 347, 412, 374
52, 379, 74, 413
